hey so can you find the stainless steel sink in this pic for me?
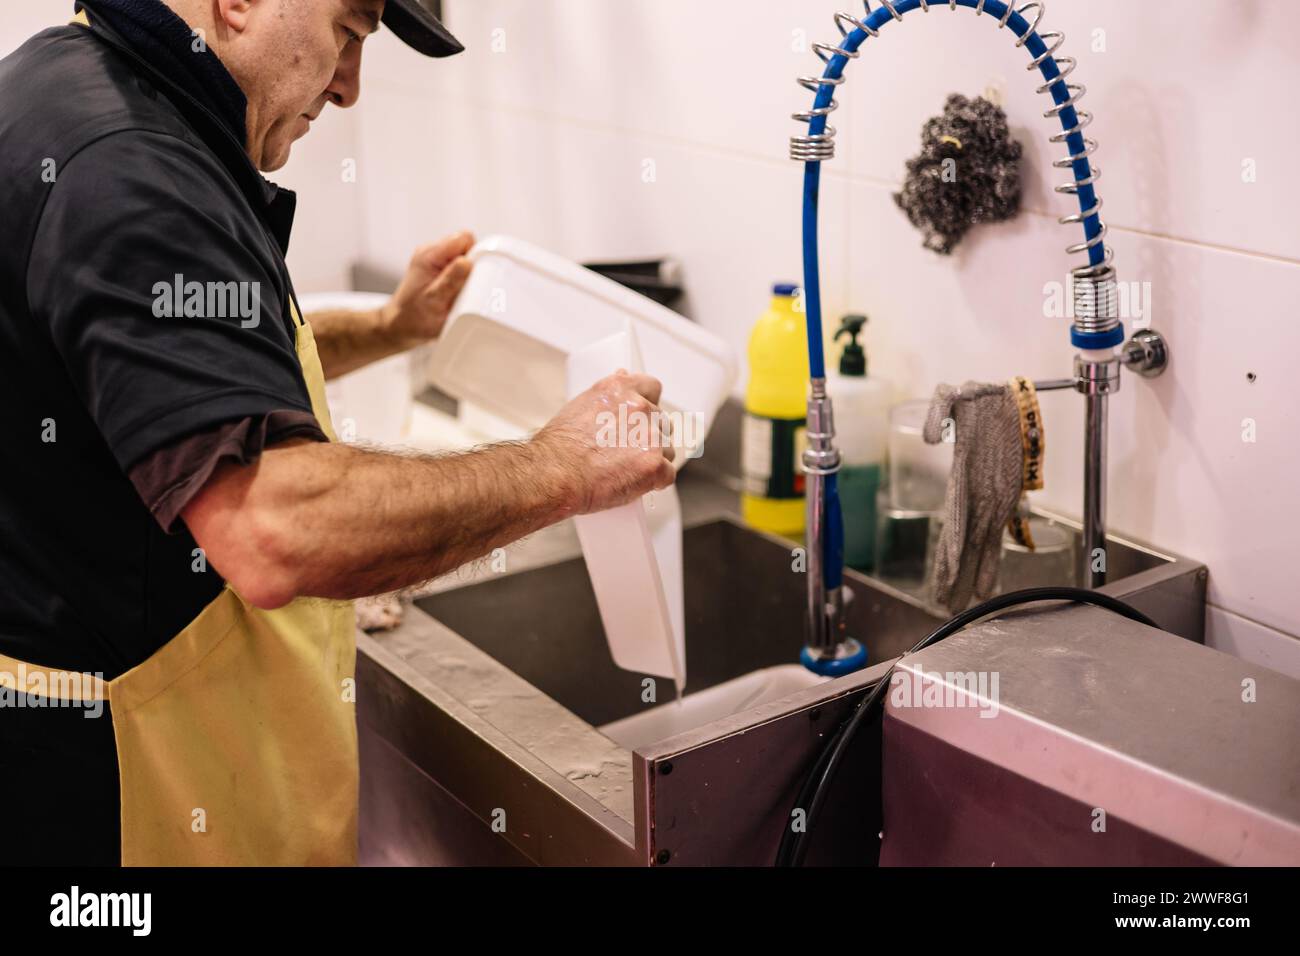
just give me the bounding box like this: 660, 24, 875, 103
356, 510, 1205, 866
412, 520, 931, 726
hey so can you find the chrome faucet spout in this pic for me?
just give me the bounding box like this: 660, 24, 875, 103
802, 377, 838, 652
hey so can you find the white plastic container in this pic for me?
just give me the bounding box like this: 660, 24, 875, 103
299, 291, 413, 446
429, 236, 736, 692
428, 236, 734, 460
567, 327, 686, 692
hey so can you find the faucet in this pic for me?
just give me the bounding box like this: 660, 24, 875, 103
791, 0, 1168, 675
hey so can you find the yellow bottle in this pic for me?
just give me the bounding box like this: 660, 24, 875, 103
742, 284, 810, 536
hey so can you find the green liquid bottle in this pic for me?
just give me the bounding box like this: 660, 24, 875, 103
828, 314, 892, 571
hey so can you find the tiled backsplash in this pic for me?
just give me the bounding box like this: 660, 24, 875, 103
338, 0, 1300, 673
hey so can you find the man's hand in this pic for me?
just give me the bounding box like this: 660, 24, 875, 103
309, 230, 475, 378
532, 370, 676, 516
379, 230, 476, 348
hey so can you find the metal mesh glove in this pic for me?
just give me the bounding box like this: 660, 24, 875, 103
922, 381, 1024, 612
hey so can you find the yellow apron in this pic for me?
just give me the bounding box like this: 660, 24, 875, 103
1, 299, 359, 866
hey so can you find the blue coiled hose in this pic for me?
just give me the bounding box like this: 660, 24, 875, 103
798, 0, 1107, 623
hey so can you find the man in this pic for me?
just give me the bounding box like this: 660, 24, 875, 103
0, 0, 673, 866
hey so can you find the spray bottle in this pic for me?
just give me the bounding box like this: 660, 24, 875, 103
827, 314, 890, 570
741, 284, 809, 536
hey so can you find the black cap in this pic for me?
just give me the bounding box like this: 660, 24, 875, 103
835, 314, 868, 377
383, 0, 465, 58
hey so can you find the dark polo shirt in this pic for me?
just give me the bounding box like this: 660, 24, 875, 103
0, 3, 328, 864
0, 6, 324, 675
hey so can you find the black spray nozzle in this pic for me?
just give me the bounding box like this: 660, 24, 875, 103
835, 314, 868, 376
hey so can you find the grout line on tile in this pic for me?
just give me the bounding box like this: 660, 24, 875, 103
1206, 601, 1300, 643
365, 80, 1300, 268
369, 79, 797, 169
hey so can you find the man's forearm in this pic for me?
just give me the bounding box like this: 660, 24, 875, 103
184, 439, 578, 606
182, 369, 675, 609
306, 306, 415, 380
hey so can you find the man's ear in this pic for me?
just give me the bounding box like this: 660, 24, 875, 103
215, 0, 255, 33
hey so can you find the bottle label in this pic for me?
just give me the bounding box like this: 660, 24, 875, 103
742, 414, 806, 499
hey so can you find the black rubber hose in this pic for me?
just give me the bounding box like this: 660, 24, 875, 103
775, 586, 1162, 867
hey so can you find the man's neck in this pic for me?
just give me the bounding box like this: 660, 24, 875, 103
85, 0, 250, 150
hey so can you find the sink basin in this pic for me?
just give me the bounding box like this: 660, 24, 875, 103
359, 513, 1205, 866
413, 514, 1203, 733
413, 519, 941, 729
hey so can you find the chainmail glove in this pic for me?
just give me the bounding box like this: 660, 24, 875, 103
922, 381, 1024, 612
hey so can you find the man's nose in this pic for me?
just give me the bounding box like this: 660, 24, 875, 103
325, 47, 363, 109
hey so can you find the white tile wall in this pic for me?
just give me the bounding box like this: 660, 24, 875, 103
0, 3, 65, 58
349, 0, 1300, 667
1206, 605, 1300, 680
277, 104, 364, 293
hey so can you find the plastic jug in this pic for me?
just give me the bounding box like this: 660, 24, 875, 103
567, 326, 685, 693
428, 237, 736, 692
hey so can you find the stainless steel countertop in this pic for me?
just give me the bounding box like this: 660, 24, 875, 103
890, 603, 1300, 864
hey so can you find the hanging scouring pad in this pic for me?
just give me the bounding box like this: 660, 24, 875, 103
894, 93, 1023, 255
